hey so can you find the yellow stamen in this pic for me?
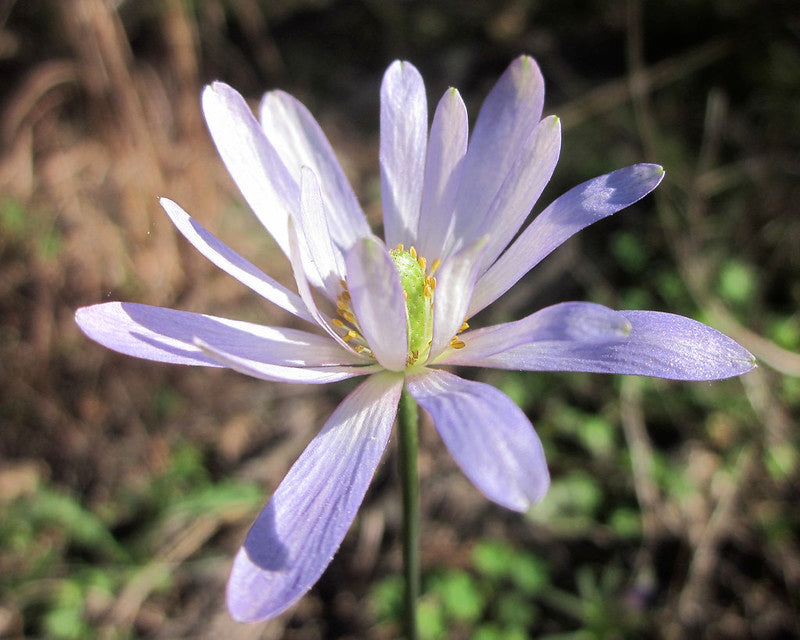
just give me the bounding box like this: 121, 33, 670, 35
450, 339, 466, 349
409, 246, 417, 259
395, 243, 404, 251
332, 318, 346, 328
417, 256, 427, 271
429, 258, 441, 275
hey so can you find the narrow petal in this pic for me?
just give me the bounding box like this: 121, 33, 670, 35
227, 372, 403, 622
259, 90, 371, 249
406, 369, 549, 511
296, 168, 346, 299
286, 217, 359, 355
470, 116, 561, 267
195, 338, 381, 384
463, 310, 757, 380
159, 198, 313, 323
75, 302, 366, 368
416, 88, 468, 260
470, 164, 665, 315
380, 60, 428, 248
428, 237, 488, 361
451, 56, 545, 248
435, 302, 632, 365
344, 236, 408, 371
202, 83, 298, 257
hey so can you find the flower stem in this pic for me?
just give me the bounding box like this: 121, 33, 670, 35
397, 386, 419, 640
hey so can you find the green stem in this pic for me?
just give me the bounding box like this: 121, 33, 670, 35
397, 386, 420, 640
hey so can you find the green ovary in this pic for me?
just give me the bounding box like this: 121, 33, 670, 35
390, 247, 434, 364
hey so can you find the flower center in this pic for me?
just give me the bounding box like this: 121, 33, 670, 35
333, 244, 468, 367
389, 244, 438, 365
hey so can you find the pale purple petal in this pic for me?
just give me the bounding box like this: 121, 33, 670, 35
202, 82, 298, 258
159, 198, 313, 323
428, 237, 487, 361
296, 168, 346, 299
463, 310, 757, 380
380, 60, 428, 248
470, 164, 665, 315
74, 302, 366, 368
435, 302, 632, 365
470, 115, 561, 267
286, 218, 358, 354
227, 372, 403, 622
406, 369, 549, 511
450, 56, 545, 249
259, 90, 371, 249
344, 236, 408, 371
194, 338, 380, 384
415, 88, 468, 260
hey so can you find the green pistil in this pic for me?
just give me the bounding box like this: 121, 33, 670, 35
390, 247, 434, 365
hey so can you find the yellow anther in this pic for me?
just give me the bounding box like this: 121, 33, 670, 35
409, 246, 417, 259
338, 309, 356, 324
417, 256, 427, 270
428, 275, 437, 291
450, 339, 466, 349
459, 320, 469, 333
354, 344, 366, 353
423, 283, 432, 297
342, 330, 359, 342
332, 318, 346, 328
430, 258, 442, 275
395, 243, 404, 251
339, 278, 348, 289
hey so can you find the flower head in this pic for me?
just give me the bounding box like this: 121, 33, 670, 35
75, 56, 755, 622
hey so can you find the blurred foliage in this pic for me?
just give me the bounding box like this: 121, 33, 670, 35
0, 442, 263, 639
1, 0, 799, 638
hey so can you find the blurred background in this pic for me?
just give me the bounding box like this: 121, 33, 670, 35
1, 0, 798, 638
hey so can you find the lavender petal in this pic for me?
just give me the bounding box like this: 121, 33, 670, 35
202, 82, 298, 258
380, 60, 428, 248
344, 236, 408, 371
74, 302, 367, 368
436, 302, 632, 365
227, 372, 403, 622
160, 198, 313, 322
451, 56, 545, 250
407, 369, 549, 511
259, 90, 371, 250
470, 164, 665, 315
416, 87, 468, 260
465, 310, 757, 380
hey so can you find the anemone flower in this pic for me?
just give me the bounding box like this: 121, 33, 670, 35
75, 55, 755, 623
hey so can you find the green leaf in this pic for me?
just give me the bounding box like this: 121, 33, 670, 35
508, 553, 549, 596
718, 259, 756, 304
472, 540, 515, 578
428, 571, 483, 623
